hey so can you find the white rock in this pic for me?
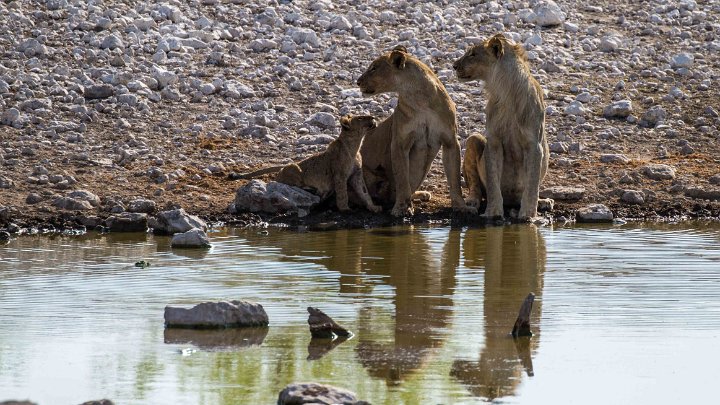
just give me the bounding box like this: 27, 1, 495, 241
150, 208, 207, 234
249, 39, 278, 52
564, 101, 585, 116
671, 53, 694, 68
101, 34, 124, 50
307, 112, 336, 129
533, 1, 566, 27
603, 100, 633, 118
171, 228, 211, 248
287, 27, 321, 47
153, 67, 178, 89
68, 190, 101, 207
330, 16, 352, 31
577, 204, 614, 222
599, 35, 621, 52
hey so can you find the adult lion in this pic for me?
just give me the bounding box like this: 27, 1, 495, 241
453, 34, 549, 221
357, 45, 475, 217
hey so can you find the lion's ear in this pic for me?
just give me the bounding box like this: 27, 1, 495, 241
392, 45, 408, 53
489, 35, 504, 59
340, 115, 352, 130
390, 50, 406, 69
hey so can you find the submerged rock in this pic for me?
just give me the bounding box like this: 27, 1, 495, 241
277, 383, 365, 405
170, 228, 211, 248
150, 208, 207, 234
105, 212, 148, 232
164, 300, 269, 328
232, 179, 320, 215
577, 204, 614, 222
79, 401, 114, 405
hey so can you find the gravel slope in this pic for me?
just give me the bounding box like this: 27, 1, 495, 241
1, 0, 719, 230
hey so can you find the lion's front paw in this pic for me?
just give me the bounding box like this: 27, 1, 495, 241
453, 201, 478, 215
367, 204, 383, 213
482, 205, 504, 220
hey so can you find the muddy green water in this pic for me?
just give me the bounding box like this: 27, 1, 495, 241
1, 223, 720, 405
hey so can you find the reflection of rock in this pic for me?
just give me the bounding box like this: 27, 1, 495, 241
307, 336, 349, 361
277, 383, 365, 405
164, 327, 268, 349
78, 400, 114, 405
451, 225, 546, 401
164, 300, 269, 328
307, 306, 351, 338
0, 401, 38, 405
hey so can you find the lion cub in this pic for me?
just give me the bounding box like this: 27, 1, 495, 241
275, 115, 382, 213
453, 34, 549, 221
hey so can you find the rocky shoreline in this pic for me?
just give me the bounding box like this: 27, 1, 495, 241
1, 1, 720, 236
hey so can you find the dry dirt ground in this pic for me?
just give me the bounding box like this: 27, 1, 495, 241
1, 1, 719, 232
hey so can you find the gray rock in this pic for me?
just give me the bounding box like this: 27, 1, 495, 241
600, 154, 630, 164
533, 1, 566, 27
233, 180, 321, 214
171, 228, 211, 248
709, 174, 720, 185
153, 67, 178, 89
0, 176, 14, 189
539, 186, 585, 201
643, 106, 666, 126
85, 84, 114, 99
106, 213, 148, 232
671, 53, 694, 69
78, 400, 114, 405
164, 300, 269, 328
603, 100, 632, 118
68, 190, 101, 207
54, 197, 93, 211
25, 193, 43, 204
685, 188, 720, 201
150, 208, 207, 234
307, 112, 336, 129
288, 27, 321, 47
1, 108, 21, 126
641, 164, 676, 180
577, 204, 614, 222
564, 101, 585, 116
277, 383, 362, 405
0, 401, 38, 405
100, 35, 124, 50
621, 190, 645, 205
128, 199, 156, 213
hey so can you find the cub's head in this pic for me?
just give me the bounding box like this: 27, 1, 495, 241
356, 45, 410, 96
453, 34, 509, 82
339, 114, 377, 138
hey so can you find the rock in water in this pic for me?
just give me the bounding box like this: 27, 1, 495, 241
105, 212, 148, 232
150, 208, 207, 234
164, 300, 269, 328
170, 228, 211, 248
232, 180, 320, 214
577, 204, 614, 222
307, 307, 351, 339
277, 383, 362, 405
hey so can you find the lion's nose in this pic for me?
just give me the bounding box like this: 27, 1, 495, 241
452, 61, 459, 70
356, 76, 362, 86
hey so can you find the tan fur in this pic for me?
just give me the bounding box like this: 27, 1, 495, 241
453, 34, 549, 220
357, 45, 476, 217
275, 114, 381, 213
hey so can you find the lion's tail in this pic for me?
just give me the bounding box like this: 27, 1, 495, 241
228, 165, 285, 180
